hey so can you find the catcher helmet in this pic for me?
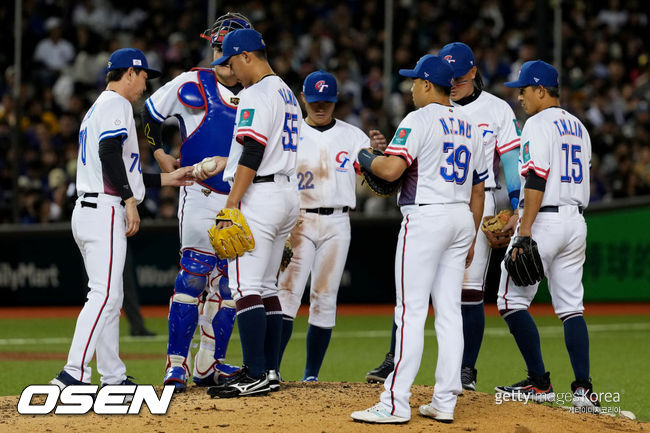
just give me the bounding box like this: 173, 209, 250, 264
201, 12, 252, 50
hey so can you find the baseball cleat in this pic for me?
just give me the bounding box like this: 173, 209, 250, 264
163, 366, 188, 393
418, 403, 454, 423
302, 376, 318, 383
207, 367, 270, 398
365, 352, 394, 383
571, 379, 601, 413
461, 366, 477, 391
494, 372, 555, 403
50, 370, 85, 389
350, 403, 409, 424
267, 370, 281, 392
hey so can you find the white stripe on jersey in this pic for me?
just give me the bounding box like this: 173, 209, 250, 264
224, 76, 302, 182
519, 106, 591, 208
76, 91, 145, 203
297, 119, 369, 209
452, 91, 521, 189
385, 103, 487, 205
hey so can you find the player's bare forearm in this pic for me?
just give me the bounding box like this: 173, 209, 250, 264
370, 155, 407, 181
124, 197, 140, 237
518, 188, 544, 237
154, 148, 179, 172
226, 165, 257, 208
469, 182, 485, 232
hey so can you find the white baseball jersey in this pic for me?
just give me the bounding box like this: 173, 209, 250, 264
77, 91, 145, 203
384, 103, 488, 206
224, 75, 302, 182
296, 119, 369, 209
145, 70, 239, 138
520, 106, 591, 208
452, 91, 521, 189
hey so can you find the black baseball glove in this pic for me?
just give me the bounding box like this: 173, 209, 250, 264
360, 150, 402, 197
503, 236, 544, 286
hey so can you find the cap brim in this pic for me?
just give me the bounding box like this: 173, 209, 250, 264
304, 94, 338, 103
211, 55, 231, 66
144, 68, 161, 79
398, 69, 419, 78
504, 79, 526, 88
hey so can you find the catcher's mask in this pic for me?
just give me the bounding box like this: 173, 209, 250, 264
201, 12, 252, 50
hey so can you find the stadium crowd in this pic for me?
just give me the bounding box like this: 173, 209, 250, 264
0, 0, 647, 224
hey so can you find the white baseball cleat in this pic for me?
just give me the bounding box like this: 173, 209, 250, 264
418, 403, 454, 423
350, 403, 409, 424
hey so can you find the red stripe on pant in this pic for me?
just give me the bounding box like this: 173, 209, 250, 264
79, 206, 115, 382
390, 214, 409, 415
504, 275, 510, 310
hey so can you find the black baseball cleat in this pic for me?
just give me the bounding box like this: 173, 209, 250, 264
365, 353, 394, 383
494, 371, 555, 403
461, 366, 477, 391
571, 379, 601, 413
207, 367, 270, 398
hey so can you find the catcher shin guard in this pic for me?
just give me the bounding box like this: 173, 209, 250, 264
167, 250, 217, 361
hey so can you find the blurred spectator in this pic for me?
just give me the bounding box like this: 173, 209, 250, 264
0, 0, 648, 225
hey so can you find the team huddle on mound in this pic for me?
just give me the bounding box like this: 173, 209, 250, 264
47, 11, 599, 425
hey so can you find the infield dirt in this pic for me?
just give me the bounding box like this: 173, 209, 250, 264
1, 382, 645, 433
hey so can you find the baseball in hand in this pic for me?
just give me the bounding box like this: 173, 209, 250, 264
203, 158, 217, 172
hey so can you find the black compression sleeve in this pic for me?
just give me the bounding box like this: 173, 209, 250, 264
239, 136, 265, 171
141, 109, 164, 150
143, 173, 161, 187
98, 136, 133, 200
525, 171, 547, 192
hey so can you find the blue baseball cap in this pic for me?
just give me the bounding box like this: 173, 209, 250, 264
303, 70, 338, 103
505, 60, 559, 88
106, 48, 160, 79
438, 42, 476, 78
399, 55, 454, 87
211, 29, 266, 66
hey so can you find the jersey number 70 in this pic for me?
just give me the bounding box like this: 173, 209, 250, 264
282, 113, 298, 152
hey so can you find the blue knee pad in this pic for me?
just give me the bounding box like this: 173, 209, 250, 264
168, 250, 217, 357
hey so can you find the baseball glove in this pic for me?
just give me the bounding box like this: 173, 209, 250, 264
208, 208, 255, 260
504, 236, 544, 286
481, 209, 515, 249
279, 236, 293, 272
360, 150, 401, 197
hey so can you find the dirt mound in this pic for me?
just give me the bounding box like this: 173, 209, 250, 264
1, 382, 644, 433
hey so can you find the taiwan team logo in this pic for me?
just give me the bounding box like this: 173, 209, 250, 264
335, 151, 350, 172
391, 128, 411, 146
444, 55, 455, 63
523, 141, 531, 163
239, 109, 255, 127
315, 80, 328, 93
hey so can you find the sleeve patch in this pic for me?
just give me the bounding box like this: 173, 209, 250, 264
513, 119, 522, 136
238, 109, 255, 127
522, 141, 531, 163
391, 128, 411, 146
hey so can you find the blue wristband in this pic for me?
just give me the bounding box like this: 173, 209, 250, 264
358, 148, 378, 173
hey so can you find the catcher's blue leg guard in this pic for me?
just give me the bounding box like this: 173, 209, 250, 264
165, 250, 217, 391
213, 260, 236, 360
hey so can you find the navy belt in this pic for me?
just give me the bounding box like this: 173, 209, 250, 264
81, 193, 125, 208
253, 174, 290, 184
539, 205, 583, 214
305, 207, 349, 215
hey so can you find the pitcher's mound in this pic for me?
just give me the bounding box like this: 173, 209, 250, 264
1, 382, 644, 432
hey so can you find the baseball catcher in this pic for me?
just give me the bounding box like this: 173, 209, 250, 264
503, 236, 544, 286
208, 208, 255, 259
